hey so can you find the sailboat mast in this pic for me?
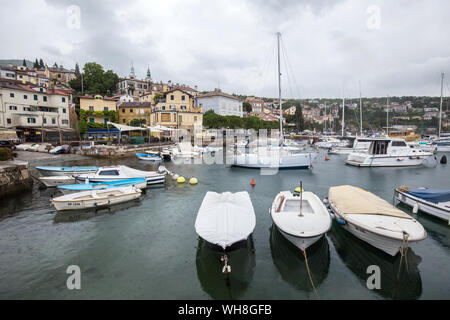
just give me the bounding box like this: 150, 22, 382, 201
359, 81, 363, 136
386, 95, 390, 136
342, 95, 345, 137
277, 32, 282, 137
324, 102, 327, 132
439, 72, 444, 138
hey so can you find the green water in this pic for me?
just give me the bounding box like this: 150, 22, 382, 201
0, 151, 449, 299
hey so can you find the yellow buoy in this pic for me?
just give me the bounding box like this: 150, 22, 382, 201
189, 177, 198, 185
294, 186, 304, 193
177, 176, 186, 184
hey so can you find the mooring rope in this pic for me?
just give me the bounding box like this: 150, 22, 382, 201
221, 254, 231, 274
397, 231, 410, 279
302, 249, 319, 299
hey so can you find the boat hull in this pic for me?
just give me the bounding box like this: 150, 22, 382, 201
232, 152, 315, 169
59, 181, 148, 195
75, 175, 166, 185
51, 190, 141, 211
394, 189, 450, 223
346, 155, 429, 167
36, 167, 99, 177
276, 225, 323, 251
39, 176, 76, 187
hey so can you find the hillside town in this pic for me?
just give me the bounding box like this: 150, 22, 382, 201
0, 59, 449, 144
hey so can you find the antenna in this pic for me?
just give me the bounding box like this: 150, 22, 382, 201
276, 32, 283, 138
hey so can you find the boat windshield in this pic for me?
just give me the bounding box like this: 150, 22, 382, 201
369, 140, 389, 155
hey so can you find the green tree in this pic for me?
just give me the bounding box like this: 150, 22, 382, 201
22, 59, 27, 67
129, 118, 146, 126
74, 63, 81, 79
81, 62, 119, 96
294, 105, 305, 131
243, 101, 252, 113
33, 59, 39, 69
78, 119, 88, 135
39, 59, 45, 69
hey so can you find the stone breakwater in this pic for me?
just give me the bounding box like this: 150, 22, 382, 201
76, 143, 175, 158
0, 160, 33, 197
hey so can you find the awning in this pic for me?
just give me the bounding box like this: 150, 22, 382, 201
107, 122, 147, 132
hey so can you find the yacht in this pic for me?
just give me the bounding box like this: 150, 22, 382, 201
345, 138, 434, 167
328, 138, 372, 155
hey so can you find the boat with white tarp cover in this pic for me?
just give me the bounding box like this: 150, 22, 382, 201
328, 185, 427, 256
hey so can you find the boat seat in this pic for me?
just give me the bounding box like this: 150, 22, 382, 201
276, 195, 285, 213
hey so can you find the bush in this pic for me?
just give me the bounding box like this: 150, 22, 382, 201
0, 148, 13, 161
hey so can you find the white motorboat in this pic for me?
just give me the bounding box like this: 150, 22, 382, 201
38, 176, 77, 187
408, 140, 437, 153
434, 137, 450, 152
315, 137, 349, 149
136, 153, 163, 162
50, 186, 142, 211
233, 150, 317, 169
195, 191, 256, 252
36, 166, 100, 177
270, 189, 331, 251
171, 142, 201, 158
328, 185, 427, 256
394, 186, 450, 223
74, 165, 166, 185
345, 138, 434, 167
328, 138, 372, 155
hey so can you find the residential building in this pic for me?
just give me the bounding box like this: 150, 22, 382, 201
197, 89, 243, 117
246, 97, 264, 114
151, 88, 202, 134
79, 94, 119, 125
0, 80, 72, 140
45, 65, 76, 85
284, 106, 297, 115
118, 102, 151, 125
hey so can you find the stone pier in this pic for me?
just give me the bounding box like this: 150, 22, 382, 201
0, 160, 33, 197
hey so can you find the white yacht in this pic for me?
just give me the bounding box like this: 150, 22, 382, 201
315, 137, 349, 149
434, 137, 450, 152
346, 138, 434, 167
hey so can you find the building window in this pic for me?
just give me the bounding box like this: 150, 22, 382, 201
52, 118, 56, 124
104, 118, 109, 124
104, 107, 109, 111
130, 109, 133, 113
43, 96, 47, 102
162, 106, 166, 110
181, 95, 185, 101
58, 74, 61, 78
122, 119, 126, 123
178, 115, 182, 123
62, 120, 69, 125
89, 118, 94, 123
181, 105, 186, 110
161, 113, 171, 122
10, 93, 14, 98
9, 106, 17, 110
24, 95, 27, 99
43, 118, 47, 124
62, 97, 66, 102
89, 106, 94, 111
34, 95, 38, 100
7, 118, 11, 124
62, 108, 66, 113
170, 95, 174, 100
27, 118, 36, 124
194, 116, 198, 122
122, 109, 125, 113
23, 106, 31, 111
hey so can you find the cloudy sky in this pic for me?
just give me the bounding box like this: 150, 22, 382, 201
1, 0, 450, 99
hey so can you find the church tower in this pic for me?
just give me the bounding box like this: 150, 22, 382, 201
130, 62, 136, 79
145, 66, 152, 83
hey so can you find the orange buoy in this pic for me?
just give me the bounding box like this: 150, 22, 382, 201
250, 178, 256, 187
325, 156, 330, 161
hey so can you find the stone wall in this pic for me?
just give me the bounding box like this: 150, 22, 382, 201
0, 161, 33, 197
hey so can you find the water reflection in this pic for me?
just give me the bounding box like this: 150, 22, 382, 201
269, 225, 330, 292
329, 222, 422, 299
53, 199, 142, 223
195, 237, 255, 300
397, 203, 450, 249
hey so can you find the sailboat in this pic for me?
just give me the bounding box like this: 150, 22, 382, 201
232, 33, 317, 169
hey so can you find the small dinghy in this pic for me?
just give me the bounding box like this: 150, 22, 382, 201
195, 191, 256, 273
328, 185, 427, 256
39, 176, 76, 187
394, 186, 450, 224
195, 191, 256, 252
57, 177, 147, 194
36, 166, 99, 177
74, 165, 166, 185
136, 153, 163, 162
270, 185, 331, 251
50, 186, 142, 211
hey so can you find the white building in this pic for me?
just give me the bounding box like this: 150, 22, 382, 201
0, 80, 72, 132
198, 89, 243, 117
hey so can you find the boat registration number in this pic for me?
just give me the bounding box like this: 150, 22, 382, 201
68, 202, 82, 206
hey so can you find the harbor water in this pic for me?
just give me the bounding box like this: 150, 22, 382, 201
0, 150, 449, 299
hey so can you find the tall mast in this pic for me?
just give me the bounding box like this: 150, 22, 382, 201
386, 95, 390, 136
359, 80, 363, 136
439, 73, 444, 138
324, 102, 327, 132
341, 90, 345, 137
277, 32, 282, 138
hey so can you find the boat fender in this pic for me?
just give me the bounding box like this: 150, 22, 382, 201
294, 186, 303, 193
177, 176, 186, 184
323, 198, 329, 204
189, 177, 198, 185
336, 217, 346, 225
412, 202, 419, 214
441, 155, 447, 164
328, 211, 335, 219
